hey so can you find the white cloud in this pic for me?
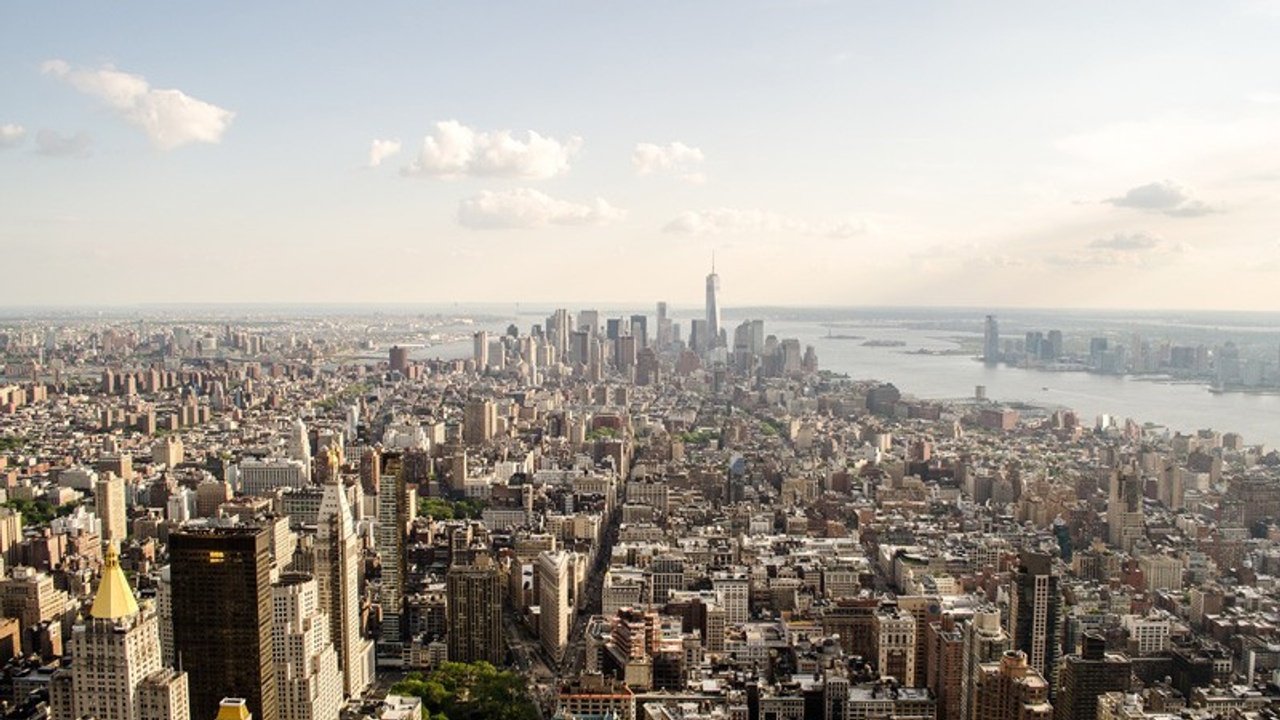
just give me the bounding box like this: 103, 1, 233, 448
1049, 232, 1188, 267
42, 59, 234, 150
970, 254, 1029, 268
827, 219, 872, 238
402, 120, 581, 179
367, 138, 402, 167
0, 124, 25, 150
1089, 231, 1163, 251
664, 207, 808, 235
664, 207, 873, 238
1104, 180, 1215, 217
35, 129, 91, 158
457, 188, 624, 229
632, 141, 706, 183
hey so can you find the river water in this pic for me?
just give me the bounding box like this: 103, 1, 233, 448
413, 313, 1280, 450
767, 320, 1280, 450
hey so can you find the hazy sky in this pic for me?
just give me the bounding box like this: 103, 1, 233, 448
4, 1, 1280, 310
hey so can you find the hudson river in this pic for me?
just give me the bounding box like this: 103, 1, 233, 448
421, 312, 1280, 450
769, 320, 1280, 450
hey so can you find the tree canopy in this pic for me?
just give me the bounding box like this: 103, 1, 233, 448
389, 662, 538, 720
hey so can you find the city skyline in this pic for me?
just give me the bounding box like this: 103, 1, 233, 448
3, 2, 1280, 309
4, 292, 1280, 719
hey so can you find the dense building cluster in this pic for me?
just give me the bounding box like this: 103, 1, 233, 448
2, 287, 1280, 720
983, 313, 1280, 390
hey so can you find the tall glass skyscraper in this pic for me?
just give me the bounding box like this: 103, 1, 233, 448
705, 258, 721, 350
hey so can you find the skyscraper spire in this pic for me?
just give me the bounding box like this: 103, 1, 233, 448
91, 542, 140, 620
705, 257, 722, 351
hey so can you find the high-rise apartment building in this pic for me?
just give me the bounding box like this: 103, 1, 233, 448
1108, 469, 1144, 552
169, 526, 277, 720
445, 554, 504, 665
655, 302, 671, 350
547, 308, 571, 361
577, 310, 600, 337
463, 398, 497, 446
874, 608, 917, 685
616, 335, 637, 373
1009, 553, 1062, 697
388, 346, 409, 375
271, 575, 342, 720
711, 573, 749, 626
1, 566, 70, 654
156, 566, 174, 668
359, 447, 380, 495
689, 319, 709, 354
629, 314, 648, 349
377, 455, 409, 657
0, 507, 23, 568
973, 650, 1053, 720
1055, 633, 1131, 720
896, 595, 941, 688
962, 609, 1011, 720
926, 615, 965, 720
153, 436, 184, 468
984, 315, 1001, 365
96, 473, 128, 543
472, 331, 488, 371
55, 545, 190, 720
315, 471, 371, 696
287, 418, 311, 483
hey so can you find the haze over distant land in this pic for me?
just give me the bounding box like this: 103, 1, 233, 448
3, 2, 1280, 309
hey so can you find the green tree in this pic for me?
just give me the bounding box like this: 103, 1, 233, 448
0, 436, 26, 452
419, 498, 456, 520
389, 661, 537, 720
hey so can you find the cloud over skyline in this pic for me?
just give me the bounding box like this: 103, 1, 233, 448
5, 3, 1280, 309
457, 188, 624, 229
632, 141, 706, 183
402, 120, 582, 179
42, 60, 234, 150
1049, 232, 1188, 267
664, 207, 872, 239
1104, 180, 1215, 217
664, 207, 808, 235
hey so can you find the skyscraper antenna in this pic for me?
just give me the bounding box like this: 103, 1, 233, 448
711, 250, 716, 274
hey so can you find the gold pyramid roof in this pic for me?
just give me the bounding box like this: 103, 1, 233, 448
90, 543, 140, 619
217, 699, 252, 720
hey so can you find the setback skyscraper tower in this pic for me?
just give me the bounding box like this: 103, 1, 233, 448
271, 574, 342, 720
53, 544, 190, 720
705, 258, 721, 350
316, 465, 372, 696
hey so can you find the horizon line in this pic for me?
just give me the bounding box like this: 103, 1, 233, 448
0, 301, 1278, 316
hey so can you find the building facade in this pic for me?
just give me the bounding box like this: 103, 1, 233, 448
169, 526, 277, 720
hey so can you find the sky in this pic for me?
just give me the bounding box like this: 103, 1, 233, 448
3, 1, 1280, 310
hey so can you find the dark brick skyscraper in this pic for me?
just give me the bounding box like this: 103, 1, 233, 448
170, 526, 277, 720
1055, 633, 1131, 720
